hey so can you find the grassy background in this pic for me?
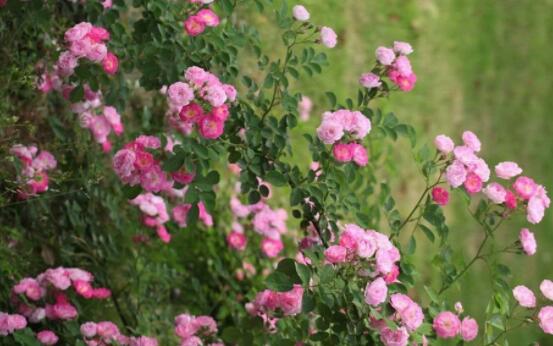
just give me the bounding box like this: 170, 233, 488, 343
253, 0, 553, 343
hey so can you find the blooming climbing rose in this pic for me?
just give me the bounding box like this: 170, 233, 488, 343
519, 228, 537, 256
433, 311, 461, 339
512, 285, 536, 308
364, 277, 387, 306
541, 280, 553, 301
292, 5, 309, 21
539, 306, 553, 334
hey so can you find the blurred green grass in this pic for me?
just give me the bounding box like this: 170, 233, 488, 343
252, 0, 553, 343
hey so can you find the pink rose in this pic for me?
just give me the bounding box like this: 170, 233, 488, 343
512, 285, 536, 308
324, 245, 347, 264
227, 231, 247, 251
464, 172, 483, 195
483, 183, 507, 204
495, 161, 522, 180
198, 116, 224, 139
292, 5, 310, 21
388, 70, 417, 92
80, 322, 97, 338
539, 306, 553, 334
332, 143, 354, 163
65, 22, 92, 42
364, 277, 387, 306
102, 52, 119, 75
359, 72, 381, 89
431, 187, 449, 206
168, 82, 194, 108
37, 330, 59, 345
392, 55, 412, 76
460, 317, 478, 341
317, 119, 344, 144
393, 41, 413, 55
260, 238, 283, 258
179, 102, 204, 123
184, 15, 206, 36
196, 9, 220, 27
433, 311, 461, 339
513, 176, 537, 200
351, 144, 369, 166
519, 228, 537, 255
320, 27, 337, 48
380, 327, 409, 346
541, 280, 553, 301
434, 134, 454, 154
375, 46, 395, 65
462, 130, 481, 152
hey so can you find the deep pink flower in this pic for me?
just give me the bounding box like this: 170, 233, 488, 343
351, 144, 369, 166
388, 70, 417, 91
332, 143, 353, 163
92, 288, 112, 299
73, 280, 94, 299
196, 9, 220, 27
211, 104, 230, 121
504, 190, 518, 209
432, 187, 449, 206
464, 172, 482, 195
179, 103, 204, 123
102, 52, 119, 75
184, 16, 206, 36
198, 116, 224, 139
227, 231, 247, 251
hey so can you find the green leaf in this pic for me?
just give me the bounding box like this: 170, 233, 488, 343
295, 262, 311, 284
419, 224, 435, 243
302, 292, 315, 313
265, 170, 288, 186
318, 265, 334, 284
424, 285, 439, 303
276, 258, 302, 284
13, 328, 41, 346
162, 153, 184, 172
325, 92, 337, 108
248, 190, 261, 204
122, 185, 142, 199
266, 271, 294, 292
205, 171, 220, 185
70, 84, 84, 103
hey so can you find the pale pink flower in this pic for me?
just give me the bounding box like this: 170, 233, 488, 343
260, 238, 284, 258
527, 196, 546, 224
80, 322, 97, 338
37, 330, 59, 345
495, 161, 522, 180
278, 285, 303, 316
539, 306, 553, 334
204, 85, 227, 107
359, 72, 381, 89
468, 158, 490, 182
541, 280, 553, 301
375, 47, 395, 65
462, 130, 481, 152
298, 96, 313, 121
460, 317, 478, 341
320, 27, 337, 48
292, 5, 310, 21
445, 160, 467, 188
364, 278, 387, 306
86, 43, 108, 62
65, 22, 92, 42
434, 135, 454, 154
324, 245, 347, 264
519, 228, 537, 255
483, 183, 507, 204
400, 302, 424, 332
380, 326, 409, 346
513, 285, 536, 308
316, 120, 344, 144
453, 146, 478, 165
392, 55, 412, 76
168, 82, 194, 108
351, 144, 369, 166
393, 41, 413, 55
433, 311, 461, 339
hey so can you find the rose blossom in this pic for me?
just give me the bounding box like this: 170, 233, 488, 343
434, 134, 454, 154
541, 280, 553, 301
102, 52, 119, 75
432, 187, 449, 206
375, 46, 395, 65
324, 245, 347, 264
37, 330, 59, 345
196, 9, 219, 27
292, 5, 310, 21
316, 120, 344, 144
460, 317, 478, 341
351, 144, 369, 166
359, 72, 381, 89
260, 238, 283, 258
495, 161, 522, 180
483, 182, 507, 204
464, 172, 483, 195
513, 176, 537, 200
320, 27, 337, 48
433, 311, 461, 339
184, 15, 205, 36
393, 41, 413, 55
380, 327, 409, 346
519, 228, 537, 256
332, 143, 353, 163
364, 278, 387, 306
227, 231, 247, 251
539, 306, 553, 334
462, 130, 481, 152
512, 285, 536, 308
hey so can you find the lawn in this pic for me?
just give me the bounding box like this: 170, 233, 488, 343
252, 0, 553, 343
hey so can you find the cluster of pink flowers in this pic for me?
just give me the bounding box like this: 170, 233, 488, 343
432, 306, 478, 342
12, 268, 111, 320
324, 224, 401, 280
184, 2, 220, 37
164, 66, 237, 140
363, 41, 416, 92
174, 313, 224, 346
246, 285, 303, 330
80, 321, 158, 346
10, 144, 57, 199
511, 280, 553, 335
113, 135, 214, 243
0, 312, 27, 337
316, 109, 371, 166
228, 178, 288, 258
79, 101, 124, 152
368, 293, 425, 345
436, 131, 549, 224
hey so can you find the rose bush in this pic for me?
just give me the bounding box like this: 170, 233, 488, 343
0, 0, 552, 345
